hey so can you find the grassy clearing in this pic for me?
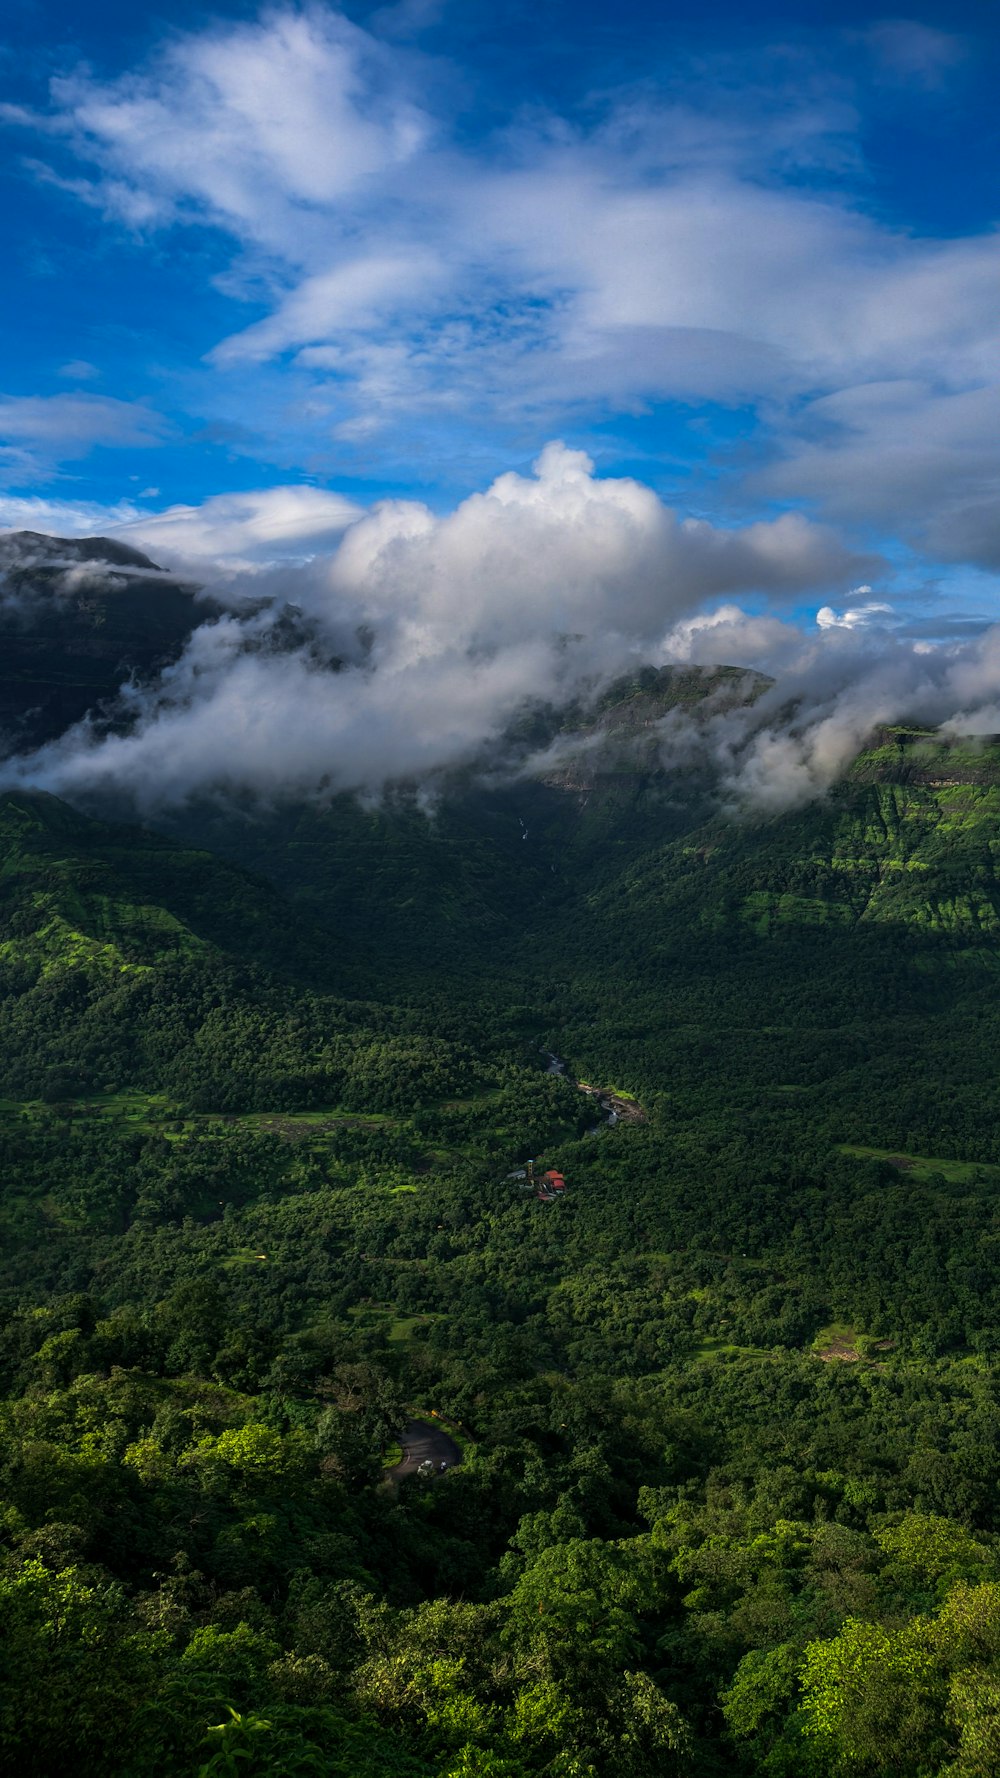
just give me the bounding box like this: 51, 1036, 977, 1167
691, 1336, 774, 1362
838, 1144, 1000, 1185
0, 1090, 178, 1130
809, 1321, 896, 1363
345, 1308, 440, 1345
0, 1095, 421, 1148
439, 1089, 503, 1111
0, 1090, 531, 1183
0, 1095, 411, 1131
388, 1315, 439, 1343
811, 1322, 860, 1362
228, 1108, 405, 1132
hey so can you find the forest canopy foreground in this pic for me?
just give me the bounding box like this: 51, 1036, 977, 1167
4, 691, 1000, 1775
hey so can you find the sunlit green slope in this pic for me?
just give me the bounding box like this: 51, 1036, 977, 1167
580, 726, 1000, 945
0, 791, 324, 978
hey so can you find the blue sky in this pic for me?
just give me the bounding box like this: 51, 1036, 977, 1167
1, 2, 999, 631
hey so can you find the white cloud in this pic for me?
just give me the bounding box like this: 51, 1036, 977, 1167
692, 625, 1000, 814
658, 603, 807, 669
0, 484, 365, 578
2, 6, 997, 564
754, 380, 1000, 568
816, 600, 894, 630
0, 493, 146, 535
43, 9, 429, 252
2, 8, 994, 508
5, 446, 1000, 824
214, 251, 445, 366
323, 442, 872, 655
0, 393, 167, 477
114, 484, 365, 570
0, 446, 876, 807
57, 360, 100, 382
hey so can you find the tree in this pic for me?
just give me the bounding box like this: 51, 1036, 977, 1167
0, 1559, 158, 1777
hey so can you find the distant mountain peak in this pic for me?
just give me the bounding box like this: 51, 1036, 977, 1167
0, 528, 216, 755
518, 662, 772, 799
0, 529, 163, 575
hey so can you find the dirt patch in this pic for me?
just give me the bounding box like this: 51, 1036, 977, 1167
252, 1117, 316, 1139
606, 1095, 647, 1124
814, 1334, 896, 1363
816, 1339, 861, 1363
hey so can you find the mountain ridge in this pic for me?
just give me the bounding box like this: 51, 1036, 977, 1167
0, 529, 220, 753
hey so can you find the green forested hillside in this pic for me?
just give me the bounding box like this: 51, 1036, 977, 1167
4, 680, 1000, 1774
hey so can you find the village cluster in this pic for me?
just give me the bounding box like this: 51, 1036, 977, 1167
505, 1159, 568, 1201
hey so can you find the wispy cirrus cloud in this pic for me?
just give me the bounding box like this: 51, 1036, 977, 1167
0, 492, 147, 536
11, 8, 430, 249
861, 17, 967, 87
0, 393, 169, 478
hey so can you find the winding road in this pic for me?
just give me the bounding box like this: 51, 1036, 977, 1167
387, 1417, 462, 1481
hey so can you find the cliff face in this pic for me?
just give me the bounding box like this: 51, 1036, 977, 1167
0, 532, 219, 753
531, 664, 771, 798
848, 726, 1000, 789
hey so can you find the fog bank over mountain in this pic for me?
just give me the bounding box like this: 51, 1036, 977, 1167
1, 446, 999, 816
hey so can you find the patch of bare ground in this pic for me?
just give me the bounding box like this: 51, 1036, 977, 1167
816, 1337, 861, 1363
815, 1336, 896, 1364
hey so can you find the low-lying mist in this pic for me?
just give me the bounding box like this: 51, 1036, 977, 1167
1, 444, 998, 819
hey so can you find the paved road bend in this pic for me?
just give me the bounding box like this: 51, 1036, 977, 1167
388, 1418, 462, 1480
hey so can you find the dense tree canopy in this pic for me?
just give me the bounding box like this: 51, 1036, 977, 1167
4, 722, 1000, 1773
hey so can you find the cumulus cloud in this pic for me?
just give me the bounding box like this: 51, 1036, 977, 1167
3, 446, 1000, 821
632, 621, 1000, 816
816, 599, 894, 630
658, 604, 808, 670
4, 460, 999, 829
322, 444, 871, 649
0, 445, 878, 808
